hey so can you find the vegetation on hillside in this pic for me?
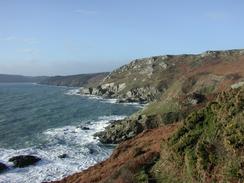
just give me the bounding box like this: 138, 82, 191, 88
53, 49, 244, 183
151, 86, 244, 183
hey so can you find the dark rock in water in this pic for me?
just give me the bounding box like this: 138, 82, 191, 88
58, 154, 68, 159
9, 155, 41, 168
0, 162, 8, 173
81, 126, 90, 130
89, 148, 96, 154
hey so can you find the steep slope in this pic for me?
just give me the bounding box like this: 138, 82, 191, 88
95, 49, 244, 144
83, 49, 244, 104
53, 86, 243, 183
51, 124, 180, 183
39, 72, 109, 87
152, 86, 244, 183
53, 49, 244, 183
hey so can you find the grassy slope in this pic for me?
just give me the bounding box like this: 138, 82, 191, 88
141, 50, 244, 118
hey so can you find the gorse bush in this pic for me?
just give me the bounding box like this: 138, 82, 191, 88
153, 86, 244, 183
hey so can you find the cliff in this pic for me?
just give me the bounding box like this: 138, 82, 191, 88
95, 49, 244, 143
54, 49, 244, 183
81, 49, 244, 103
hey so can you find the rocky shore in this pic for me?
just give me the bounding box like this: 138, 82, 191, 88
79, 84, 159, 104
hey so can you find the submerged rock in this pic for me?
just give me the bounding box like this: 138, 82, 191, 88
81, 126, 90, 130
0, 162, 8, 173
58, 154, 68, 159
9, 155, 41, 168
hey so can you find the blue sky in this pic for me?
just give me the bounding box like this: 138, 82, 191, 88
0, 0, 243, 76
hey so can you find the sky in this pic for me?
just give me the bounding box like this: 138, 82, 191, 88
0, 0, 244, 76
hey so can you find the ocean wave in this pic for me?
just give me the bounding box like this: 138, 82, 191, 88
0, 115, 126, 183
64, 88, 80, 96
64, 89, 146, 109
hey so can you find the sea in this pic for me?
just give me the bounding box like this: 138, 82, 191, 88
0, 83, 141, 183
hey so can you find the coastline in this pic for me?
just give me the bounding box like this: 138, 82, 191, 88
0, 84, 142, 183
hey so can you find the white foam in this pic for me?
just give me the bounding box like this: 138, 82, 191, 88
0, 115, 126, 183
101, 98, 118, 104
119, 102, 145, 108
65, 89, 147, 109
64, 89, 80, 96
87, 95, 103, 100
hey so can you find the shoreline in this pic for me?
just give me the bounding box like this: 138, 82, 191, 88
0, 84, 142, 183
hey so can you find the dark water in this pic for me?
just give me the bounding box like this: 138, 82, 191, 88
0, 83, 140, 183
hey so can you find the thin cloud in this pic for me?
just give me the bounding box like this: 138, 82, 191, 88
205, 11, 230, 21
74, 9, 97, 15
0, 36, 17, 41
22, 38, 39, 44
18, 48, 36, 54
0, 36, 39, 44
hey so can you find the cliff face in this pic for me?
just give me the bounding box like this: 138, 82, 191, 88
94, 49, 244, 143
82, 49, 244, 104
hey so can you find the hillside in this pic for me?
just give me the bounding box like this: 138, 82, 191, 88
0, 74, 48, 83
54, 86, 243, 183
94, 49, 244, 144
151, 86, 244, 183
54, 49, 244, 183
81, 49, 244, 103
39, 72, 109, 87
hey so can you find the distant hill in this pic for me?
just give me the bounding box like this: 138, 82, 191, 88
0, 74, 48, 83
39, 72, 109, 87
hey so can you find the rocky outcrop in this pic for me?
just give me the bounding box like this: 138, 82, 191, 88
0, 162, 8, 173
94, 119, 144, 144
94, 114, 173, 144
9, 155, 41, 168
80, 85, 160, 103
